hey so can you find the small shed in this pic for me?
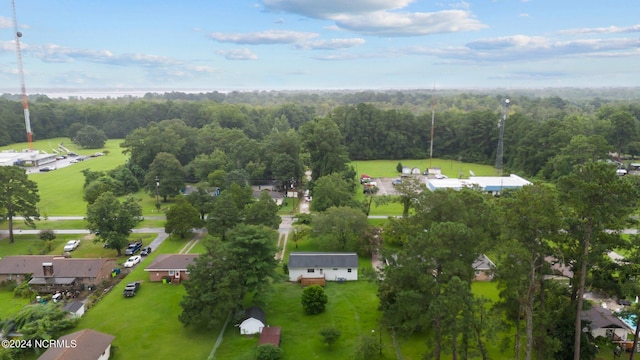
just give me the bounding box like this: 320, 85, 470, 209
63, 301, 85, 319
411, 167, 421, 175
240, 306, 266, 335
259, 326, 282, 347
401, 166, 411, 176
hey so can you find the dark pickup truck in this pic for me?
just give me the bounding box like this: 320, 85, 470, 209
124, 240, 143, 255
123, 282, 140, 297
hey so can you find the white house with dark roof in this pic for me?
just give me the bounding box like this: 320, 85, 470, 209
288, 252, 358, 282
472, 254, 495, 281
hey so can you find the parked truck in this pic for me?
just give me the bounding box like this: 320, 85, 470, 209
124, 240, 143, 255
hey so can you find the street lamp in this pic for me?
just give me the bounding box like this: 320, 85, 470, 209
155, 176, 160, 211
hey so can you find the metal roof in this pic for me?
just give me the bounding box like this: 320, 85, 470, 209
288, 252, 359, 268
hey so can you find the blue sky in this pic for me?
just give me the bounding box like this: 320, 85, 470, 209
0, 0, 638, 95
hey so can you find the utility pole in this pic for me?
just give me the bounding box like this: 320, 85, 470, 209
155, 176, 160, 210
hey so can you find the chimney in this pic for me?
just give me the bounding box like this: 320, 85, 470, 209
42, 262, 54, 277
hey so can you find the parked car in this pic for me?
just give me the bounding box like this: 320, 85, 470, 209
63, 240, 80, 252
140, 247, 152, 256
123, 255, 141, 268
39, 167, 52, 172
391, 179, 402, 186
618, 298, 632, 306
123, 281, 140, 297
435, 174, 448, 179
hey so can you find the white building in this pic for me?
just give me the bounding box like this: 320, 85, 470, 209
288, 252, 358, 282
425, 174, 531, 195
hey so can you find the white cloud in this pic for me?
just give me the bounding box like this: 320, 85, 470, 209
262, 0, 413, 18
557, 24, 640, 35
262, 0, 486, 37
0, 16, 12, 28
296, 38, 365, 50
406, 35, 640, 63
333, 9, 486, 36
216, 48, 258, 60
209, 30, 318, 45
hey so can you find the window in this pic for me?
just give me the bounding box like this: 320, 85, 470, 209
168, 270, 175, 276
307, 269, 315, 273
347, 268, 352, 273
319, 269, 323, 274
332, 268, 338, 271
185, 269, 190, 275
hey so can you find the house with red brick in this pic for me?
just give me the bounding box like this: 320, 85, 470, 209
144, 254, 198, 283
0, 255, 116, 293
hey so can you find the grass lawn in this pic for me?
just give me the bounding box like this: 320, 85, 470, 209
215, 280, 386, 360
75, 234, 215, 360
352, 159, 497, 179
0, 287, 31, 320
0, 233, 156, 258
0, 218, 165, 231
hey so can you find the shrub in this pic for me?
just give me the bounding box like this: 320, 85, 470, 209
301, 285, 328, 315
319, 327, 341, 350
256, 344, 283, 360
39, 229, 56, 241
13, 281, 32, 298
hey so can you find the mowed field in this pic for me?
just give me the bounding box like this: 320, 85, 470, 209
1, 138, 165, 217
351, 159, 497, 216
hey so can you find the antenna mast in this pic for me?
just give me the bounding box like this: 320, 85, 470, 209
495, 98, 510, 175
11, 0, 33, 149
429, 86, 436, 170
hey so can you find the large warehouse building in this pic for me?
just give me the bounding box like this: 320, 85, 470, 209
425, 174, 532, 195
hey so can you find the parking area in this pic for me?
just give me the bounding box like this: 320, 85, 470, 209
372, 177, 400, 196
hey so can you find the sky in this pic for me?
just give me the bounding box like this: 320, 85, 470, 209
0, 0, 639, 96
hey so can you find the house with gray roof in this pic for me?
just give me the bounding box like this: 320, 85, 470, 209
581, 306, 631, 342
0, 255, 116, 293
472, 254, 495, 281
288, 252, 358, 282
37, 328, 115, 360
144, 254, 198, 283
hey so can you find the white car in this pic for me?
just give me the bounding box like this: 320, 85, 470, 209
123, 255, 141, 268
63, 240, 80, 252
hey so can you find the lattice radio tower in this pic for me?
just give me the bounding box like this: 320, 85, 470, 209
495, 98, 510, 175
11, 0, 33, 149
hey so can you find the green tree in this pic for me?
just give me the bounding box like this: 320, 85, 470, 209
108, 165, 140, 195
186, 185, 216, 220
165, 197, 203, 238
145, 152, 186, 202
495, 184, 562, 360
0, 166, 40, 244
557, 161, 638, 360
73, 124, 107, 148
256, 344, 283, 360
179, 238, 242, 328
180, 225, 278, 328
299, 117, 349, 181
290, 224, 310, 249
206, 191, 241, 241
301, 285, 328, 315
86, 192, 143, 255
319, 327, 341, 350
83, 176, 121, 204
0, 303, 75, 358
310, 173, 354, 212
226, 224, 279, 298
312, 206, 369, 253
244, 191, 282, 229
355, 334, 381, 360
